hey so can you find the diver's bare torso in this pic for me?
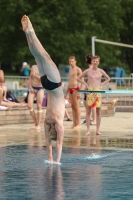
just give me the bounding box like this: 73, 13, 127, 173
45, 109, 64, 127
45, 88, 65, 127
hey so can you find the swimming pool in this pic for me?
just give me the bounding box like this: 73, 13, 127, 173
0, 145, 132, 200
0, 112, 132, 200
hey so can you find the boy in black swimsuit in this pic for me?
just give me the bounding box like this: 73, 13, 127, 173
21, 15, 65, 164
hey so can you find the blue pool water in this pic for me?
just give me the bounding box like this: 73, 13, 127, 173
0, 145, 132, 199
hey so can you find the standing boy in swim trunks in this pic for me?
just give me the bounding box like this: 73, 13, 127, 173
28, 65, 44, 130
77, 56, 110, 135
65, 56, 83, 129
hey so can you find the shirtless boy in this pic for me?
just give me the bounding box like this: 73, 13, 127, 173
65, 56, 83, 128
21, 15, 65, 164
28, 65, 44, 130
77, 56, 110, 135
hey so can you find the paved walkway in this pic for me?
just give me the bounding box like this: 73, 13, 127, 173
0, 112, 133, 150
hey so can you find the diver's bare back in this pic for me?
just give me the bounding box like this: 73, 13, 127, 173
69, 66, 81, 87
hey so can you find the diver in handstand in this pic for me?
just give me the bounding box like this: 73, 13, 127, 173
21, 15, 65, 164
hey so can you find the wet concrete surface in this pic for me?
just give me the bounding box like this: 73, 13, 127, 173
0, 112, 133, 150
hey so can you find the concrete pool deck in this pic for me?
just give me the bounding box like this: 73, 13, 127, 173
0, 112, 133, 150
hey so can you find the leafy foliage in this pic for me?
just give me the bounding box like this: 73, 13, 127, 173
120, 0, 133, 73
0, 0, 132, 74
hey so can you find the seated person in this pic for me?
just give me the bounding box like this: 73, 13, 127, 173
0, 75, 27, 108
1, 85, 27, 108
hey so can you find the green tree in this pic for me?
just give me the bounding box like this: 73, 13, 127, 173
120, 0, 133, 73
0, 0, 133, 75
0, 0, 92, 72
87, 0, 124, 68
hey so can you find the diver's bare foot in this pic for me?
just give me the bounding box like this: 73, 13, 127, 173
96, 131, 102, 135
86, 131, 90, 135
21, 15, 28, 32
21, 15, 33, 33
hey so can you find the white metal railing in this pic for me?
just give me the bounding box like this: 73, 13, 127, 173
4, 76, 133, 108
